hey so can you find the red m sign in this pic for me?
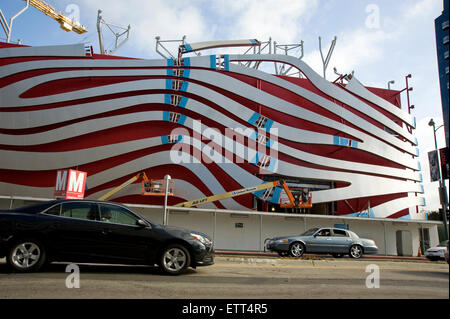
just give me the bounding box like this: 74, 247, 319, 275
54, 169, 87, 199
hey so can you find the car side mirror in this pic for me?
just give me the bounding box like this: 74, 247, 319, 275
136, 219, 149, 228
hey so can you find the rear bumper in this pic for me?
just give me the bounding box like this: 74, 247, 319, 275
425, 252, 445, 259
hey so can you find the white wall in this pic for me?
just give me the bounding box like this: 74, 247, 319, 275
0, 198, 442, 256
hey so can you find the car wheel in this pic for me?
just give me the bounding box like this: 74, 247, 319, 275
7, 239, 46, 272
289, 242, 305, 258
160, 244, 190, 275
349, 245, 363, 259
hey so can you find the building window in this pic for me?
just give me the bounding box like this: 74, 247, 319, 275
168, 135, 180, 143
254, 115, 268, 128
169, 112, 181, 123
257, 134, 268, 145
256, 154, 271, 169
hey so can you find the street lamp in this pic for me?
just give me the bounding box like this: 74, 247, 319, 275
387, 80, 395, 90
428, 118, 449, 240
163, 174, 171, 225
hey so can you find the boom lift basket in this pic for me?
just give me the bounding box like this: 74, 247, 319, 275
142, 179, 174, 196
279, 186, 313, 209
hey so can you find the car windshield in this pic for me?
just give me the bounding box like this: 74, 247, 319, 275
301, 228, 319, 236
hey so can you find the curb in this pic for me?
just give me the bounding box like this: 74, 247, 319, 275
214, 250, 431, 262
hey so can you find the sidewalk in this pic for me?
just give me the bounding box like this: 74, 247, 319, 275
215, 249, 431, 262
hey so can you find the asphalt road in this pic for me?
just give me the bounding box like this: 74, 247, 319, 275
0, 256, 448, 300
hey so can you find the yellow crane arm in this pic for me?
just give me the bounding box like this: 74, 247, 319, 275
26, 0, 87, 34
174, 181, 280, 208
98, 172, 149, 201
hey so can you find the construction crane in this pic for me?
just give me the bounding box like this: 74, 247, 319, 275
278, 180, 312, 209
174, 180, 312, 209
175, 181, 282, 208
97, 171, 312, 210
24, 0, 87, 34
97, 172, 174, 201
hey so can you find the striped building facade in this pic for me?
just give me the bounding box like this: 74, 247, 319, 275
0, 42, 425, 219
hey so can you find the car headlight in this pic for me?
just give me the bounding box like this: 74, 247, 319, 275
191, 233, 211, 245
275, 239, 289, 244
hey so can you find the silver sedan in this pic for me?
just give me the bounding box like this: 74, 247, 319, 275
265, 227, 378, 259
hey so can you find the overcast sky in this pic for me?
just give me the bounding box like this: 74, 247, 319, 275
1, 0, 448, 212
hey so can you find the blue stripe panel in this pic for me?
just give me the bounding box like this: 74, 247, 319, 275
166, 79, 172, 90
167, 59, 174, 76
420, 184, 424, 193
249, 130, 257, 141
419, 173, 423, 182
415, 148, 419, 157
224, 54, 230, 71
267, 158, 277, 172
161, 136, 169, 144
182, 68, 190, 79
178, 96, 188, 108
417, 161, 421, 171
180, 81, 189, 92
163, 111, 170, 121
265, 119, 274, 132
399, 214, 411, 220
414, 137, 418, 146
177, 135, 183, 143
340, 137, 349, 146
250, 39, 259, 45
185, 44, 193, 52
248, 112, 260, 125
351, 140, 358, 148
210, 55, 216, 69
177, 114, 187, 125
344, 212, 359, 217
183, 57, 190, 67
333, 136, 340, 145
250, 152, 263, 164
344, 209, 374, 218
164, 94, 171, 105
266, 138, 273, 148
412, 116, 416, 129
270, 187, 282, 204
423, 198, 426, 206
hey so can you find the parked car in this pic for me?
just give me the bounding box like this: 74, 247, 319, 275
0, 199, 214, 275
425, 241, 448, 261
265, 227, 378, 259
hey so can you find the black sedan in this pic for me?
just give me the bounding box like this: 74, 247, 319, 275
265, 227, 378, 258
0, 199, 214, 275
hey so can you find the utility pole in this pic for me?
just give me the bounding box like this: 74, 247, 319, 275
429, 118, 449, 240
